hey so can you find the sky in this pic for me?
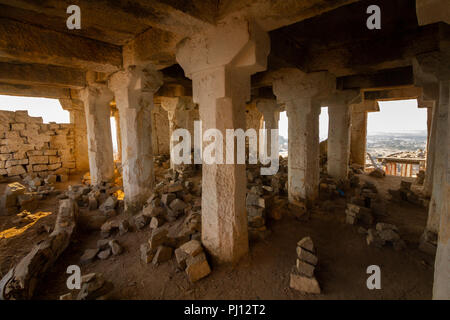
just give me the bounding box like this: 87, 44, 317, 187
278, 99, 427, 140
0, 95, 70, 123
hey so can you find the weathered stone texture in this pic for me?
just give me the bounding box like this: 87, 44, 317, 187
0, 110, 76, 178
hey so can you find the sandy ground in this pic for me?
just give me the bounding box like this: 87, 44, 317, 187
0, 173, 434, 300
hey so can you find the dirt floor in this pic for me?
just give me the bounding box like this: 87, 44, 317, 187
0, 172, 435, 300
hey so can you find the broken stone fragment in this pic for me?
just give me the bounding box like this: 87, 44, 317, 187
3, 182, 26, 209
246, 193, 265, 208
134, 213, 150, 230
161, 193, 176, 206
77, 273, 113, 300
378, 228, 400, 242
180, 239, 203, 257
100, 220, 120, 237
59, 292, 73, 300
99, 196, 117, 212
366, 228, 386, 248
185, 252, 211, 282
97, 248, 111, 260
375, 223, 398, 233
152, 245, 173, 264
166, 182, 183, 193
80, 248, 99, 265
169, 198, 187, 213
175, 247, 189, 269
140, 243, 155, 264
118, 219, 130, 235
149, 216, 165, 229
109, 240, 123, 255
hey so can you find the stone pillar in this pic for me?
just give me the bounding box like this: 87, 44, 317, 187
272, 69, 334, 205
79, 84, 115, 185
59, 98, 89, 173
350, 111, 367, 167
111, 107, 122, 162
256, 99, 280, 156
413, 52, 450, 299
424, 100, 438, 196
326, 91, 358, 180
160, 96, 198, 169
176, 18, 270, 263
109, 65, 163, 213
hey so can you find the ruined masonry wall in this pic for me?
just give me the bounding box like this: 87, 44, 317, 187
0, 110, 76, 178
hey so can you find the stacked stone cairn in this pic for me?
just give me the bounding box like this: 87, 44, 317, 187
289, 236, 320, 294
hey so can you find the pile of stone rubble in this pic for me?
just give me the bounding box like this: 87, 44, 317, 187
60, 273, 114, 300
289, 237, 320, 294
388, 180, 428, 207
366, 223, 406, 251
0, 172, 67, 215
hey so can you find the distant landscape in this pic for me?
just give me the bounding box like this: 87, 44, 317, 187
366, 130, 427, 158
278, 130, 427, 159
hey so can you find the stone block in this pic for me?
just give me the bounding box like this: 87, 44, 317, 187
29, 155, 49, 165
140, 243, 155, 263
33, 164, 48, 172
296, 247, 318, 266
296, 259, 315, 277
297, 237, 314, 252
290, 269, 321, 294
7, 165, 26, 176
185, 252, 211, 282
180, 240, 203, 257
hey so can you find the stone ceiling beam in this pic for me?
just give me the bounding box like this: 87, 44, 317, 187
363, 86, 423, 101
0, 18, 122, 73
0, 0, 214, 37
0, 82, 72, 99
0, 62, 86, 89
337, 67, 415, 90
307, 23, 449, 76
218, 0, 359, 31
416, 0, 450, 25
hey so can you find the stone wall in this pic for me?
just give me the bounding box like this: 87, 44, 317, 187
0, 110, 76, 178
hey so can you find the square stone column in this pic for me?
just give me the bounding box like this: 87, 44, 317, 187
176, 18, 270, 263
79, 84, 115, 185
109, 65, 163, 214
413, 52, 450, 299
325, 91, 359, 180
422, 86, 439, 197
350, 111, 368, 167
160, 96, 198, 169
272, 69, 334, 205
256, 99, 280, 156
59, 98, 89, 173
